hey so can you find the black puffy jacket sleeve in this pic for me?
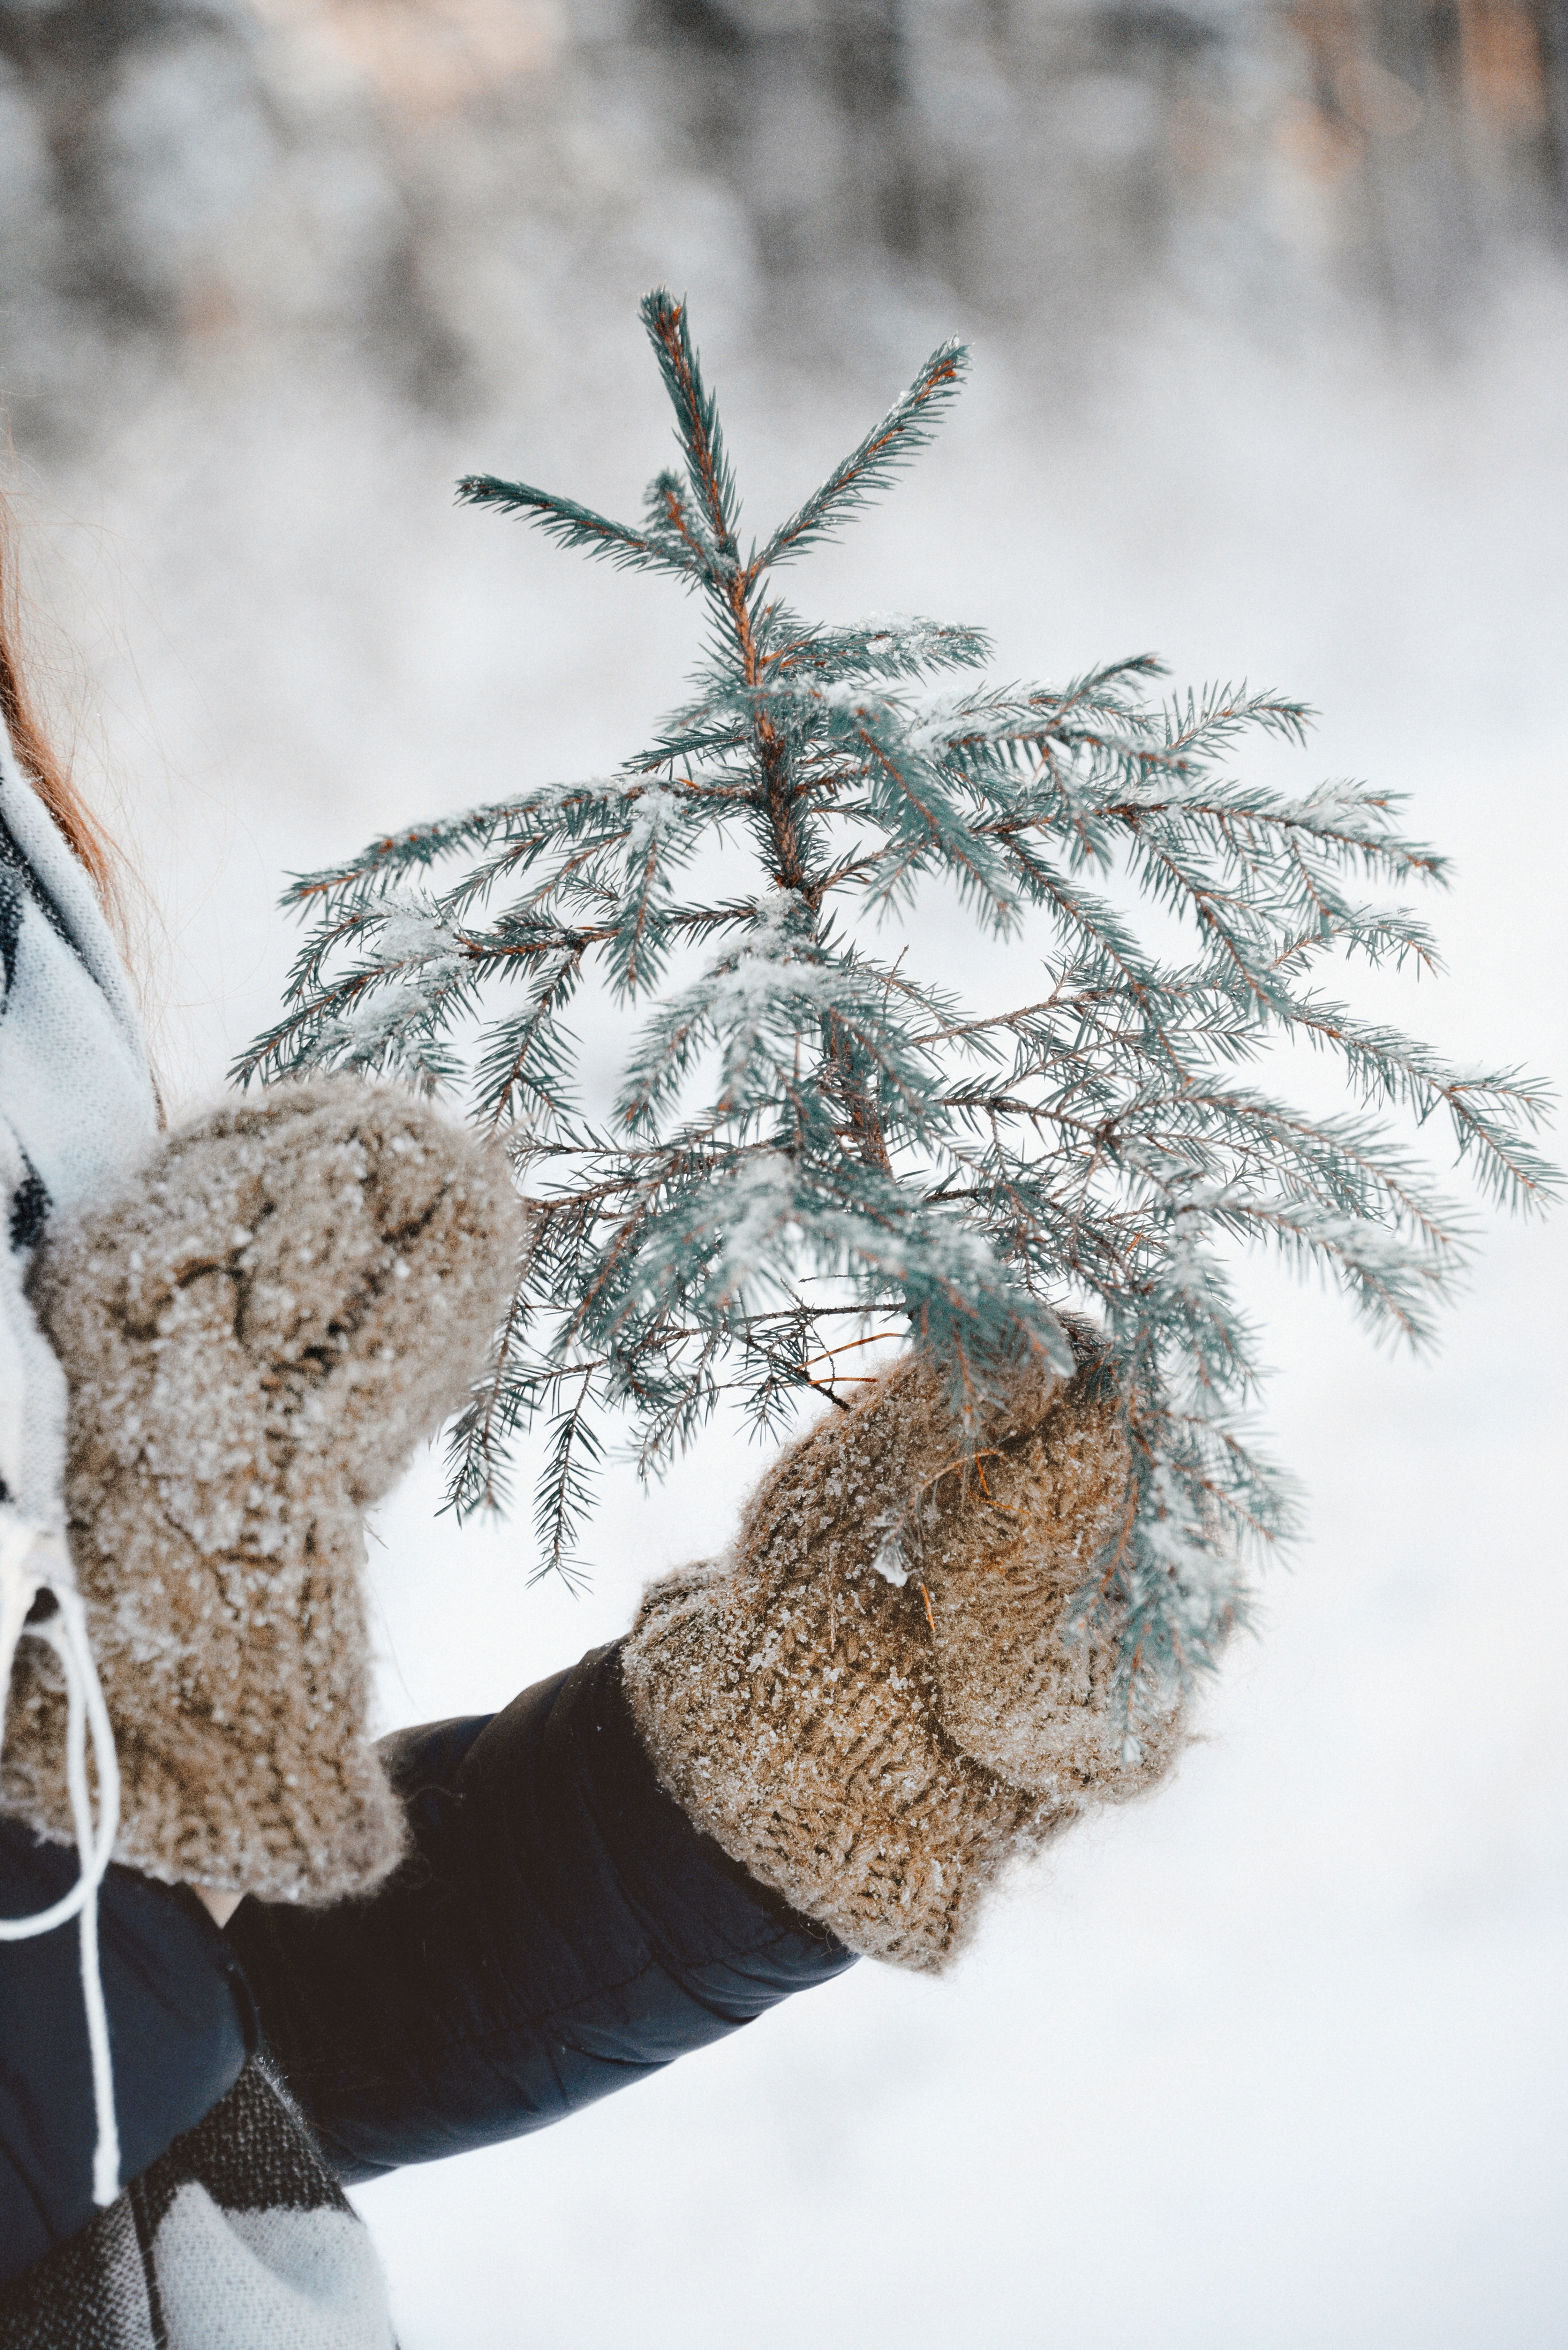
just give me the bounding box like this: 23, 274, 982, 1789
224, 1641, 855, 2182
1, 1640, 851, 2284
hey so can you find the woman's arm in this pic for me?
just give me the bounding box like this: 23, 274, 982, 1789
224, 1641, 854, 2183
0, 1635, 849, 2281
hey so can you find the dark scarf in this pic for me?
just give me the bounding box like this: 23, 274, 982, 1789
0, 2059, 395, 2349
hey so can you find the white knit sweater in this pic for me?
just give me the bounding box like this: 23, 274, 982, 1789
0, 717, 157, 1532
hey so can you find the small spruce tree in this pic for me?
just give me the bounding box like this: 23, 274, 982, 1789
238, 290, 1556, 1704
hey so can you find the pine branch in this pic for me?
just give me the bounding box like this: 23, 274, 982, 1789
241, 289, 1558, 1670
457, 474, 700, 580
756, 339, 969, 569
530, 1372, 602, 1588
640, 290, 742, 566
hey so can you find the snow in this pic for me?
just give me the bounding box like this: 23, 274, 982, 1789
373, 898, 462, 967
322, 983, 433, 1055
868, 1523, 911, 1586
699, 1148, 798, 1290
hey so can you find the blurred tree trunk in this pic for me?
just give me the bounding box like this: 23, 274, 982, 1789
1531, 0, 1568, 214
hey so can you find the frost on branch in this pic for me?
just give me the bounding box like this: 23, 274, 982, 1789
237, 289, 1558, 1704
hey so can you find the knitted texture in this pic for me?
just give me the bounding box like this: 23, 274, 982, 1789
621, 1334, 1184, 1969
0, 1081, 522, 1905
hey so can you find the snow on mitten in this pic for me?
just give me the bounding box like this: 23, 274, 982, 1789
620, 1329, 1184, 1968
0, 1080, 522, 1905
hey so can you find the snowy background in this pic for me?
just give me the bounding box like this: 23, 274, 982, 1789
3, 3, 1566, 2343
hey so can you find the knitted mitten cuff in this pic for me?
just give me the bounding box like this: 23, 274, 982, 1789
621, 1337, 1184, 1969
2, 1080, 522, 1905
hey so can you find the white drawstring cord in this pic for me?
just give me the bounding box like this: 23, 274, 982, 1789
0, 1512, 123, 2208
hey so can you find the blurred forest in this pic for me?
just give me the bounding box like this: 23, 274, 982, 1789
2, 0, 1566, 450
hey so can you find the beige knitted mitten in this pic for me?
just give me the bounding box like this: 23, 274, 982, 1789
0, 1080, 521, 1905
621, 1334, 1184, 1968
